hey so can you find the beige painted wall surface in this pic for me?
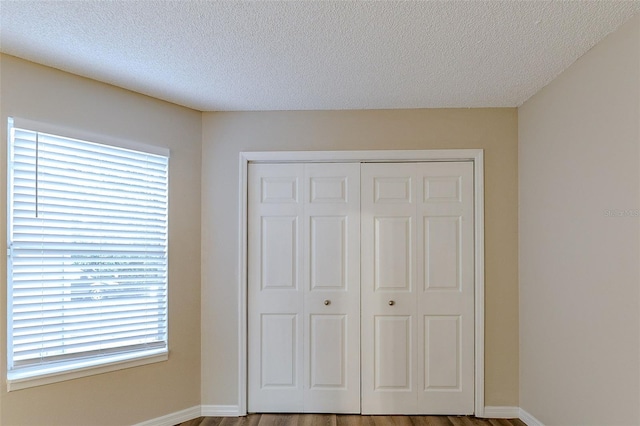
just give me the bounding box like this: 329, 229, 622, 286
201, 108, 519, 407
0, 55, 202, 426
519, 15, 640, 426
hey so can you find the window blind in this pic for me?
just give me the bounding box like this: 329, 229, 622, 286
7, 122, 169, 377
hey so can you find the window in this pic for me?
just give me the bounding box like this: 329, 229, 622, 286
7, 118, 169, 390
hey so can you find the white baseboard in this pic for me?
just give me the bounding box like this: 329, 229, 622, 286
483, 406, 520, 418
132, 405, 201, 426
201, 405, 242, 417
519, 408, 545, 426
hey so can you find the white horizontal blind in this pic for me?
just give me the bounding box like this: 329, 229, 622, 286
7, 123, 169, 375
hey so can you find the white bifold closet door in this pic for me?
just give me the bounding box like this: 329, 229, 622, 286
248, 163, 361, 413
361, 162, 475, 415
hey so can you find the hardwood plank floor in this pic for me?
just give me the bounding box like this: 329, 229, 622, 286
177, 415, 527, 426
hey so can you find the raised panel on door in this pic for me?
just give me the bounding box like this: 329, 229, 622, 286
248, 163, 304, 412
310, 216, 346, 290
261, 216, 298, 290
309, 314, 346, 388
261, 314, 299, 387
424, 315, 461, 390
361, 163, 418, 414
374, 217, 412, 291
417, 162, 474, 414
424, 216, 461, 291
303, 163, 360, 413
374, 315, 412, 390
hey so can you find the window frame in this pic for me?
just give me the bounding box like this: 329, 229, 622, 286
6, 117, 170, 391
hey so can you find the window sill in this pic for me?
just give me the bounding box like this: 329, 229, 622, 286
7, 348, 168, 391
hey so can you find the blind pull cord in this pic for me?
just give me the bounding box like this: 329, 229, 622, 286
35, 131, 39, 218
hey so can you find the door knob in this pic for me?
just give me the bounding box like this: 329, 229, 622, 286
388, 300, 395, 306
324, 300, 331, 306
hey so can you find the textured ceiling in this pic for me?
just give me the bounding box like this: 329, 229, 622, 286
1, 1, 639, 111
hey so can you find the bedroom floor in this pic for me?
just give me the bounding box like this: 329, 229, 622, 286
177, 414, 527, 426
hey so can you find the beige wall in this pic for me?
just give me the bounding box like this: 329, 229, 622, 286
201, 109, 519, 407
0, 55, 203, 426
519, 15, 640, 426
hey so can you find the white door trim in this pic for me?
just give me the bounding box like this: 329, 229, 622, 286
237, 149, 485, 416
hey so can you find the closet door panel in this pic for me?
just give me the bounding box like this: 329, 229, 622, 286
416, 162, 474, 414
303, 163, 360, 413
361, 163, 418, 414
248, 164, 305, 412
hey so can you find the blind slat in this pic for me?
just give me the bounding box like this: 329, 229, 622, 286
14, 305, 167, 318
14, 313, 165, 332
14, 332, 165, 359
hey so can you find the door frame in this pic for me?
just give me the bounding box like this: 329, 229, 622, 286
237, 149, 485, 416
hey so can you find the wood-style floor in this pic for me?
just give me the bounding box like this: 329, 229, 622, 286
177, 414, 527, 426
